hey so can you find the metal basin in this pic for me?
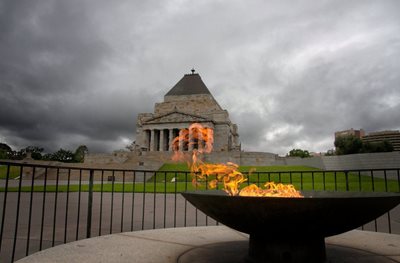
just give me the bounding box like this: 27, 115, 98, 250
182, 190, 400, 263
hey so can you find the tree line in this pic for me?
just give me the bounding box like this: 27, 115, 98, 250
0, 143, 88, 163
287, 135, 393, 158
286, 135, 394, 158
334, 135, 393, 155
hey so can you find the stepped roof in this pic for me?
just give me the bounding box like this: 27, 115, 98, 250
165, 71, 212, 96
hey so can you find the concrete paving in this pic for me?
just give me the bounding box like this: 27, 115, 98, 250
0, 191, 218, 262
15, 226, 400, 263
1, 179, 399, 262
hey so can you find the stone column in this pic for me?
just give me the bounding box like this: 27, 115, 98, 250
150, 129, 155, 151
168, 129, 174, 151
144, 130, 150, 151
198, 129, 203, 152
159, 129, 164, 152
188, 128, 194, 151
179, 129, 184, 151
206, 128, 213, 152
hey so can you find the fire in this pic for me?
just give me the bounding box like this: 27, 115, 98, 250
239, 182, 303, 197
193, 162, 247, 196
172, 123, 303, 198
171, 123, 213, 163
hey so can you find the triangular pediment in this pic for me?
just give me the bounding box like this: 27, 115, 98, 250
144, 111, 211, 124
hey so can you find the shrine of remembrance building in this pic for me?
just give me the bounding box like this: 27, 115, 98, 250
134, 70, 241, 153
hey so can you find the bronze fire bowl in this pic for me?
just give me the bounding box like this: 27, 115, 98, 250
182, 190, 400, 263
182, 190, 400, 237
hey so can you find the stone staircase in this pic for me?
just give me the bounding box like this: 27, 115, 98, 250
123, 151, 173, 170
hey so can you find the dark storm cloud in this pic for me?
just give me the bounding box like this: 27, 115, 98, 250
0, 0, 155, 152
0, 1, 110, 144
1, 0, 400, 155
209, 1, 400, 154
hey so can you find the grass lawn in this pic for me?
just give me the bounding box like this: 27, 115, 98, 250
151, 163, 399, 192
152, 163, 319, 182
245, 171, 400, 192
0, 165, 21, 179
1, 163, 399, 193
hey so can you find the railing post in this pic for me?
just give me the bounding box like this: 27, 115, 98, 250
345, 171, 349, 191
86, 169, 94, 238
0, 164, 10, 255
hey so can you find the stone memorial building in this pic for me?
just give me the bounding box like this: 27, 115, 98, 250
84, 71, 400, 169
85, 70, 278, 168
134, 70, 241, 153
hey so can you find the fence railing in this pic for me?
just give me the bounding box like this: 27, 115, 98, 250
0, 161, 399, 262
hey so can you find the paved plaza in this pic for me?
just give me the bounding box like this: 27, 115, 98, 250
0, 185, 216, 262
1, 179, 399, 262
16, 226, 400, 263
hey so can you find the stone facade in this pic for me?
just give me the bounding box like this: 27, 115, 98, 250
133, 72, 241, 153
334, 128, 365, 139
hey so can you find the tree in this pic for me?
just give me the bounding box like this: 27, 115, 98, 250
50, 148, 74, 162
288, 149, 311, 158
361, 140, 393, 153
42, 153, 53, 161
325, 149, 336, 156
23, 146, 44, 160
0, 150, 7, 159
73, 145, 88, 163
0, 143, 12, 152
381, 140, 394, 152
334, 135, 363, 155
335, 135, 394, 155
0, 143, 12, 159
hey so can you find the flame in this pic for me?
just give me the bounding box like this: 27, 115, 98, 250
193, 162, 247, 196
172, 123, 303, 198
239, 182, 303, 197
171, 123, 213, 163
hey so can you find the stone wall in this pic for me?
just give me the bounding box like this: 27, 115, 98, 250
278, 157, 325, 169
85, 151, 278, 169
84, 152, 129, 165
320, 151, 400, 170
85, 151, 400, 176
238, 152, 278, 166
212, 124, 231, 152
205, 151, 400, 171
85, 151, 169, 171
155, 94, 222, 116
279, 152, 400, 171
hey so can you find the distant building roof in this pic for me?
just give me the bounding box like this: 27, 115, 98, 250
334, 129, 365, 139
165, 72, 212, 96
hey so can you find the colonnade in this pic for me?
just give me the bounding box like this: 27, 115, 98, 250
144, 127, 212, 152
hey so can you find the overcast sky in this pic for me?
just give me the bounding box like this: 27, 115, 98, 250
1, 0, 399, 155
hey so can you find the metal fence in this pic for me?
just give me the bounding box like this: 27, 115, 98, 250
0, 161, 399, 262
